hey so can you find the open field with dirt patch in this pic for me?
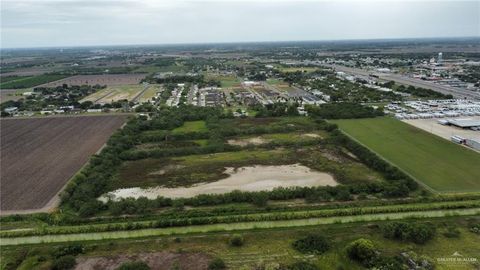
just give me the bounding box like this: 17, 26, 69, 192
80, 84, 148, 104
39, 74, 147, 87
0, 89, 29, 102
113, 143, 381, 193
227, 132, 326, 146
0, 115, 127, 212
106, 164, 337, 200
333, 117, 480, 193
75, 252, 210, 270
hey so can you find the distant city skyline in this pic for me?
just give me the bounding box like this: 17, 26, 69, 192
1, 0, 479, 49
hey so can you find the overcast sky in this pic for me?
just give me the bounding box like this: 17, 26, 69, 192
1, 0, 479, 48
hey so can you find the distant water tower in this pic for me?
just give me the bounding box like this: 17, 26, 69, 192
437, 52, 443, 65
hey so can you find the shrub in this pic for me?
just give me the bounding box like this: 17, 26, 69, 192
208, 258, 226, 270
292, 234, 330, 254
286, 261, 320, 270
229, 234, 244, 247
409, 223, 436, 244
251, 192, 269, 207
52, 255, 76, 270
382, 222, 436, 244
370, 255, 404, 270
53, 244, 84, 258
345, 238, 376, 266
116, 261, 150, 270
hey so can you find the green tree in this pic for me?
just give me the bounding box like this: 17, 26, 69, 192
208, 258, 226, 270
292, 234, 330, 254
52, 256, 76, 270
229, 234, 244, 247
346, 238, 376, 266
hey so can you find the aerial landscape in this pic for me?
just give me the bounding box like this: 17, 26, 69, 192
0, 0, 479, 269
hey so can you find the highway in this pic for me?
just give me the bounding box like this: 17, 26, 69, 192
324, 64, 480, 100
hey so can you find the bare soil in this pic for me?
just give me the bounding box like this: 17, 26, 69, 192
0, 115, 127, 212
227, 136, 268, 146
75, 252, 210, 270
303, 133, 321, 138
104, 164, 337, 200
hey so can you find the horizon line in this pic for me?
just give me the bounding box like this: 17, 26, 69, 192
2, 36, 479, 50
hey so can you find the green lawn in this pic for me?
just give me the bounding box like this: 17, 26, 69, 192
172, 120, 208, 133
333, 117, 480, 193
266, 78, 283, 85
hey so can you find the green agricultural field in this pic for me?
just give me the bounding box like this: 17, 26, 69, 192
172, 120, 208, 133
333, 117, 480, 193
0, 74, 67, 89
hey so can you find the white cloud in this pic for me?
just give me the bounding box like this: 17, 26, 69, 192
1, 0, 479, 48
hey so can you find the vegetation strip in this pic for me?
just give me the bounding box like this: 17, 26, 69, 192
2, 208, 478, 246
1, 200, 478, 238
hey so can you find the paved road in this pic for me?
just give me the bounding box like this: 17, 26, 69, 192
325, 64, 480, 100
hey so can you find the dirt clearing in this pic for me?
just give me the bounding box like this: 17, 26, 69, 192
75, 252, 210, 270
227, 136, 268, 146
104, 164, 337, 200
0, 115, 127, 212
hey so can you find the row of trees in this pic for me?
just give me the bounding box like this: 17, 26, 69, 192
306, 103, 384, 119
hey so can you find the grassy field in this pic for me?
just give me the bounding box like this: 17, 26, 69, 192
229, 131, 328, 144
117, 141, 383, 189
172, 120, 208, 133
333, 117, 480, 193
119, 117, 385, 189
205, 73, 240, 88
81, 84, 145, 103
138, 84, 160, 102
0, 75, 67, 89
215, 116, 317, 131
277, 66, 318, 73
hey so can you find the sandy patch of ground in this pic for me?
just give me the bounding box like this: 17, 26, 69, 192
75, 252, 210, 270
103, 164, 337, 200
150, 164, 186, 175
403, 117, 480, 141
303, 133, 321, 138
344, 150, 359, 160
227, 136, 269, 146
320, 152, 342, 162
